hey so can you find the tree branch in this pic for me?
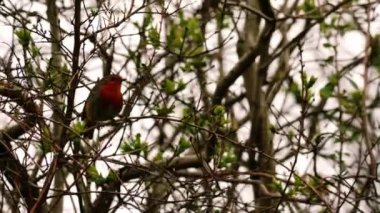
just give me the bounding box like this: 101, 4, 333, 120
0, 81, 40, 211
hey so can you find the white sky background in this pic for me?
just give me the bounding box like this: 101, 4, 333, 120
0, 0, 380, 212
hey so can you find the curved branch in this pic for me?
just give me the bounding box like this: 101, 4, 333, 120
91, 155, 203, 211
0, 81, 41, 211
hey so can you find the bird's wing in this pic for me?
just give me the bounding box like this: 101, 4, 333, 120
82, 79, 101, 121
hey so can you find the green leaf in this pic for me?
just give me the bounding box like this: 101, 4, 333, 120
31, 44, 41, 58
324, 55, 334, 64
162, 79, 186, 95
187, 18, 199, 32
178, 137, 191, 153
191, 58, 207, 68
182, 108, 193, 121
303, 0, 315, 12
307, 76, 317, 89
142, 12, 153, 29
319, 82, 335, 99
70, 121, 85, 142
220, 149, 237, 168
180, 63, 192, 72
271, 179, 283, 192
177, 80, 186, 91
121, 133, 148, 156
121, 142, 133, 154
90, 9, 99, 16
180, 110, 197, 134
339, 96, 359, 114
167, 25, 184, 51
73, 121, 85, 133
148, 27, 160, 48
87, 166, 104, 185
323, 42, 334, 48
213, 105, 225, 116
328, 74, 339, 85
162, 79, 176, 94
302, 0, 321, 18
289, 80, 302, 103
211, 105, 228, 125
87, 166, 100, 179
294, 175, 303, 189
154, 103, 175, 116
350, 90, 363, 103
105, 170, 118, 184
38, 138, 52, 153
320, 21, 328, 34
153, 151, 164, 162
15, 29, 32, 47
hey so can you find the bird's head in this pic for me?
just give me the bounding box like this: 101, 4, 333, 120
103, 74, 124, 85
99, 74, 124, 99
100, 74, 125, 91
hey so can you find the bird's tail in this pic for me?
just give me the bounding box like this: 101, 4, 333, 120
83, 121, 95, 139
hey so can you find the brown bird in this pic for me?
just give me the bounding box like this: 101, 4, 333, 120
82, 75, 124, 139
